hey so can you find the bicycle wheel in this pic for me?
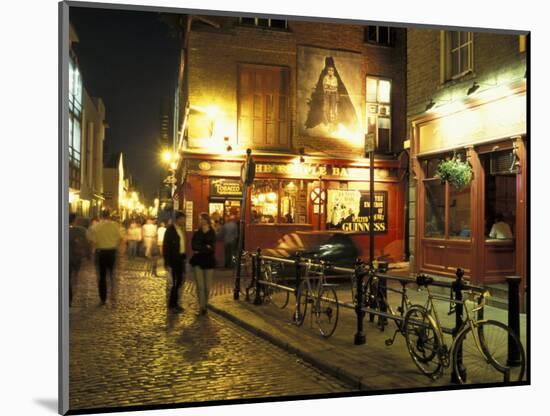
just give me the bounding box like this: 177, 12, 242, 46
453, 320, 526, 384
295, 280, 310, 326
315, 286, 339, 338
268, 277, 290, 309
404, 305, 444, 379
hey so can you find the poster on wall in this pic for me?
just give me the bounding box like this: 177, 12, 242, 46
327, 189, 388, 232
297, 46, 363, 147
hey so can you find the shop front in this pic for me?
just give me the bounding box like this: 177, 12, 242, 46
410, 80, 527, 290
177, 153, 407, 266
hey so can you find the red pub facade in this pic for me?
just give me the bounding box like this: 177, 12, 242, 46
173, 15, 408, 265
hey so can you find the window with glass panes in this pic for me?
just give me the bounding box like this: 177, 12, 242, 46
422, 152, 471, 240
364, 26, 393, 46
239, 17, 287, 29
69, 55, 82, 168
250, 179, 308, 224
366, 76, 392, 153
238, 65, 290, 149
445, 31, 473, 80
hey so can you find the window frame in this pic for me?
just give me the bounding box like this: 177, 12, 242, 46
237, 64, 290, 150
239, 17, 288, 30
364, 26, 394, 46
421, 153, 472, 241
442, 31, 474, 81
365, 75, 393, 153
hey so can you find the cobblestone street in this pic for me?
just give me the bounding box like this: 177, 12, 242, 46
69, 254, 352, 411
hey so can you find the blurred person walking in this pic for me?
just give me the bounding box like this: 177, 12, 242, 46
190, 213, 216, 316
219, 216, 238, 268
69, 213, 90, 307
88, 209, 121, 305
142, 218, 158, 258
126, 220, 142, 258
163, 211, 187, 312
152, 221, 167, 277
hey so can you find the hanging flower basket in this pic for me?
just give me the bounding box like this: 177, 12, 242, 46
435, 156, 473, 191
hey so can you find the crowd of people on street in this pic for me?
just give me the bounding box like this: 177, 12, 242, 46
69, 208, 240, 317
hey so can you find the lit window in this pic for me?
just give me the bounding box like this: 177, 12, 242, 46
366, 76, 392, 153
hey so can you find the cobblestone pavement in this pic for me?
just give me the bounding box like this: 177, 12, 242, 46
69, 255, 352, 411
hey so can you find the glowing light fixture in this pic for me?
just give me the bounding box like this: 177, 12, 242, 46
425, 99, 436, 112
267, 192, 277, 202
258, 194, 266, 203
467, 82, 480, 96
161, 149, 173, 163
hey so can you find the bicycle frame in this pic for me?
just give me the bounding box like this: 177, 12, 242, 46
422, 285, 490, 366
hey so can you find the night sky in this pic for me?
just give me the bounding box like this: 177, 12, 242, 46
69, 7, 182, 202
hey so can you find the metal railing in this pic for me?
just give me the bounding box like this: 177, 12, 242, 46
235, 249, 523, 382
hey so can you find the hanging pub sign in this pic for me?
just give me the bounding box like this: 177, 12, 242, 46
326, 189, 388, 233
210, 179, 243, 197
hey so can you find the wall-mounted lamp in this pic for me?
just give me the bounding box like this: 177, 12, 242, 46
425, 99, 436, 112
467, 82, 480, 96
299, 147, 305, 163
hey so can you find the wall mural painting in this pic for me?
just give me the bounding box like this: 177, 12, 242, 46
298, 46, 363, 147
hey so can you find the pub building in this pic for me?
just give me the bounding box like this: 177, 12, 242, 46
172, 16, 409, 266
407, 29, 527, 300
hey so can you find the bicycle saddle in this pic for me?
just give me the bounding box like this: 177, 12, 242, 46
416, 274, 434, 287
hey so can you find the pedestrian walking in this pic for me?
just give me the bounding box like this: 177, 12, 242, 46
88, 209, 121, 305
152, 221, 167, 276
126, 220, 142, 258
219, 215, 238, 268
142, 217, 158, 258
69, 213, 90, 307
190, 213, 216, 316
163, 211, 187, 312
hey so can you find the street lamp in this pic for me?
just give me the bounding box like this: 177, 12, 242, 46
161, 149, 173, 164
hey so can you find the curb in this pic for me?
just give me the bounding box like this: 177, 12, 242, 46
208, 302, 370, 391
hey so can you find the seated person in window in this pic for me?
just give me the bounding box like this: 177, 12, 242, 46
284, 212, 293, 223
488, 213, 513, 240
458, 220, 471, 238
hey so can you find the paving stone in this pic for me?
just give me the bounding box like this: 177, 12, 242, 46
69, 255, 351, 410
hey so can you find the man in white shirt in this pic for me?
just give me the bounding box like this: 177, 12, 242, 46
142, 218, 158, 258
88, 209, 121, 305
489, 214, 513, 240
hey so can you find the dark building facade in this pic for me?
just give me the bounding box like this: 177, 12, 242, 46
173, 16, 409, 264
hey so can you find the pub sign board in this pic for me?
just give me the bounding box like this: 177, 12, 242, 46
210, 179, 243, 197
326, 189, 388, 232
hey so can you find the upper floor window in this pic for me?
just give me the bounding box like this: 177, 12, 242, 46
364, 26, 393, 46
444, 31, 473, 81
366, 76, 392, 153
238, 64, 290, 150
69, 55, 82, 116
239, 17, 288, 30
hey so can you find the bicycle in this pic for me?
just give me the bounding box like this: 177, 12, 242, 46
258, 260, 290, 309
403, 272, 526, 384
234, 251, 256, 302
295, 259, 339, 338
350, 265, 414, 343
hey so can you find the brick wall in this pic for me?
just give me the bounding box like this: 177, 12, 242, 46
187, 17, 407, 157
407, 29, 526, 116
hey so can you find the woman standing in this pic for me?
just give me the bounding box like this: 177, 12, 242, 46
190, 213, 216, 315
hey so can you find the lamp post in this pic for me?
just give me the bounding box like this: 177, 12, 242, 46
365, 133, 376, 267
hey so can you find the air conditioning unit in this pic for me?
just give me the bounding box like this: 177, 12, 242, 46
490, 150, 516, 175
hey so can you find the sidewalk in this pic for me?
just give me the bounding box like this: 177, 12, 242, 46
208, 273, 528, 391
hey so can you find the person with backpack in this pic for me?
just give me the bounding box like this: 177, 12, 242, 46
69, 212, 90, 307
